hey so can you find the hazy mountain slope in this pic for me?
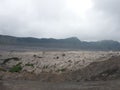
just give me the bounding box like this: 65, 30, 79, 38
0, 34, 120, 51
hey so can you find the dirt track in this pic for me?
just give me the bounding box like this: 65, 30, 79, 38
1, 80, 120, 90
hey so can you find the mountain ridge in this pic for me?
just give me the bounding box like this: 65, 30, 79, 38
0, 34, 120, 51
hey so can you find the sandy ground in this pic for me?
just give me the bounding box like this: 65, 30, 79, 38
0, 51, 119, 74
1, 51, 120, 90
0, 80, 120, 90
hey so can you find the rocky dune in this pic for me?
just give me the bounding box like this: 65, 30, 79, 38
0, 51, 120, 82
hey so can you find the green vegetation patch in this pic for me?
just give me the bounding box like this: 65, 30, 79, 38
43, 65, 49, 69
25, 63, 34, 67
57, 68, 66, 72
9, 63, 22, 72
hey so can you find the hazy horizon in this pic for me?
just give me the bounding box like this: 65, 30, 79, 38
0, 0, 120, 41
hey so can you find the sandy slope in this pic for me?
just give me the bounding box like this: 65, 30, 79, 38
0, 51, 120, 81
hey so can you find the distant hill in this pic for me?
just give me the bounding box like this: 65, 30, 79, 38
0, 34, 120, 51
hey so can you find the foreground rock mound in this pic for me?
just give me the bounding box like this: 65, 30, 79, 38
71, 56, 120, 81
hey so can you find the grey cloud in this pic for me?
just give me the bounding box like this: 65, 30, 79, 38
93, 0, 120, 16
0, 0, 87, 39
0, 0, 120, 41
91, 0, 120, 41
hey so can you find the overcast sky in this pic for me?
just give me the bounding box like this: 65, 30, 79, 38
0, 0, 120, 41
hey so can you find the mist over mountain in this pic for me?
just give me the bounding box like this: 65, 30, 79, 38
0, 34, 120, 51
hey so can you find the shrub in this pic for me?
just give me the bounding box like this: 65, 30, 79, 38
60, 68, 66, 72
57, 68, 66, 72
9, 63, 22, 72
43, 65, 48, 69
25, 63, 34, 67
62, 53, 66, 57
56, 56, 59, 59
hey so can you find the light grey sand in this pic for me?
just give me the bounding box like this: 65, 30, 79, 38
1, 51, 120, 90
0, 51, 119, 74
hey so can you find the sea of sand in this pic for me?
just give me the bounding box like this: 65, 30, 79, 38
0, 50, 120, 90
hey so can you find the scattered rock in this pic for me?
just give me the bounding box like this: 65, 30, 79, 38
0, 51, 120, 82
33, 55, 43, 58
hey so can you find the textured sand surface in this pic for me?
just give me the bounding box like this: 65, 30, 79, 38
1, 51, 120, 90
0, 51, 119, 74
